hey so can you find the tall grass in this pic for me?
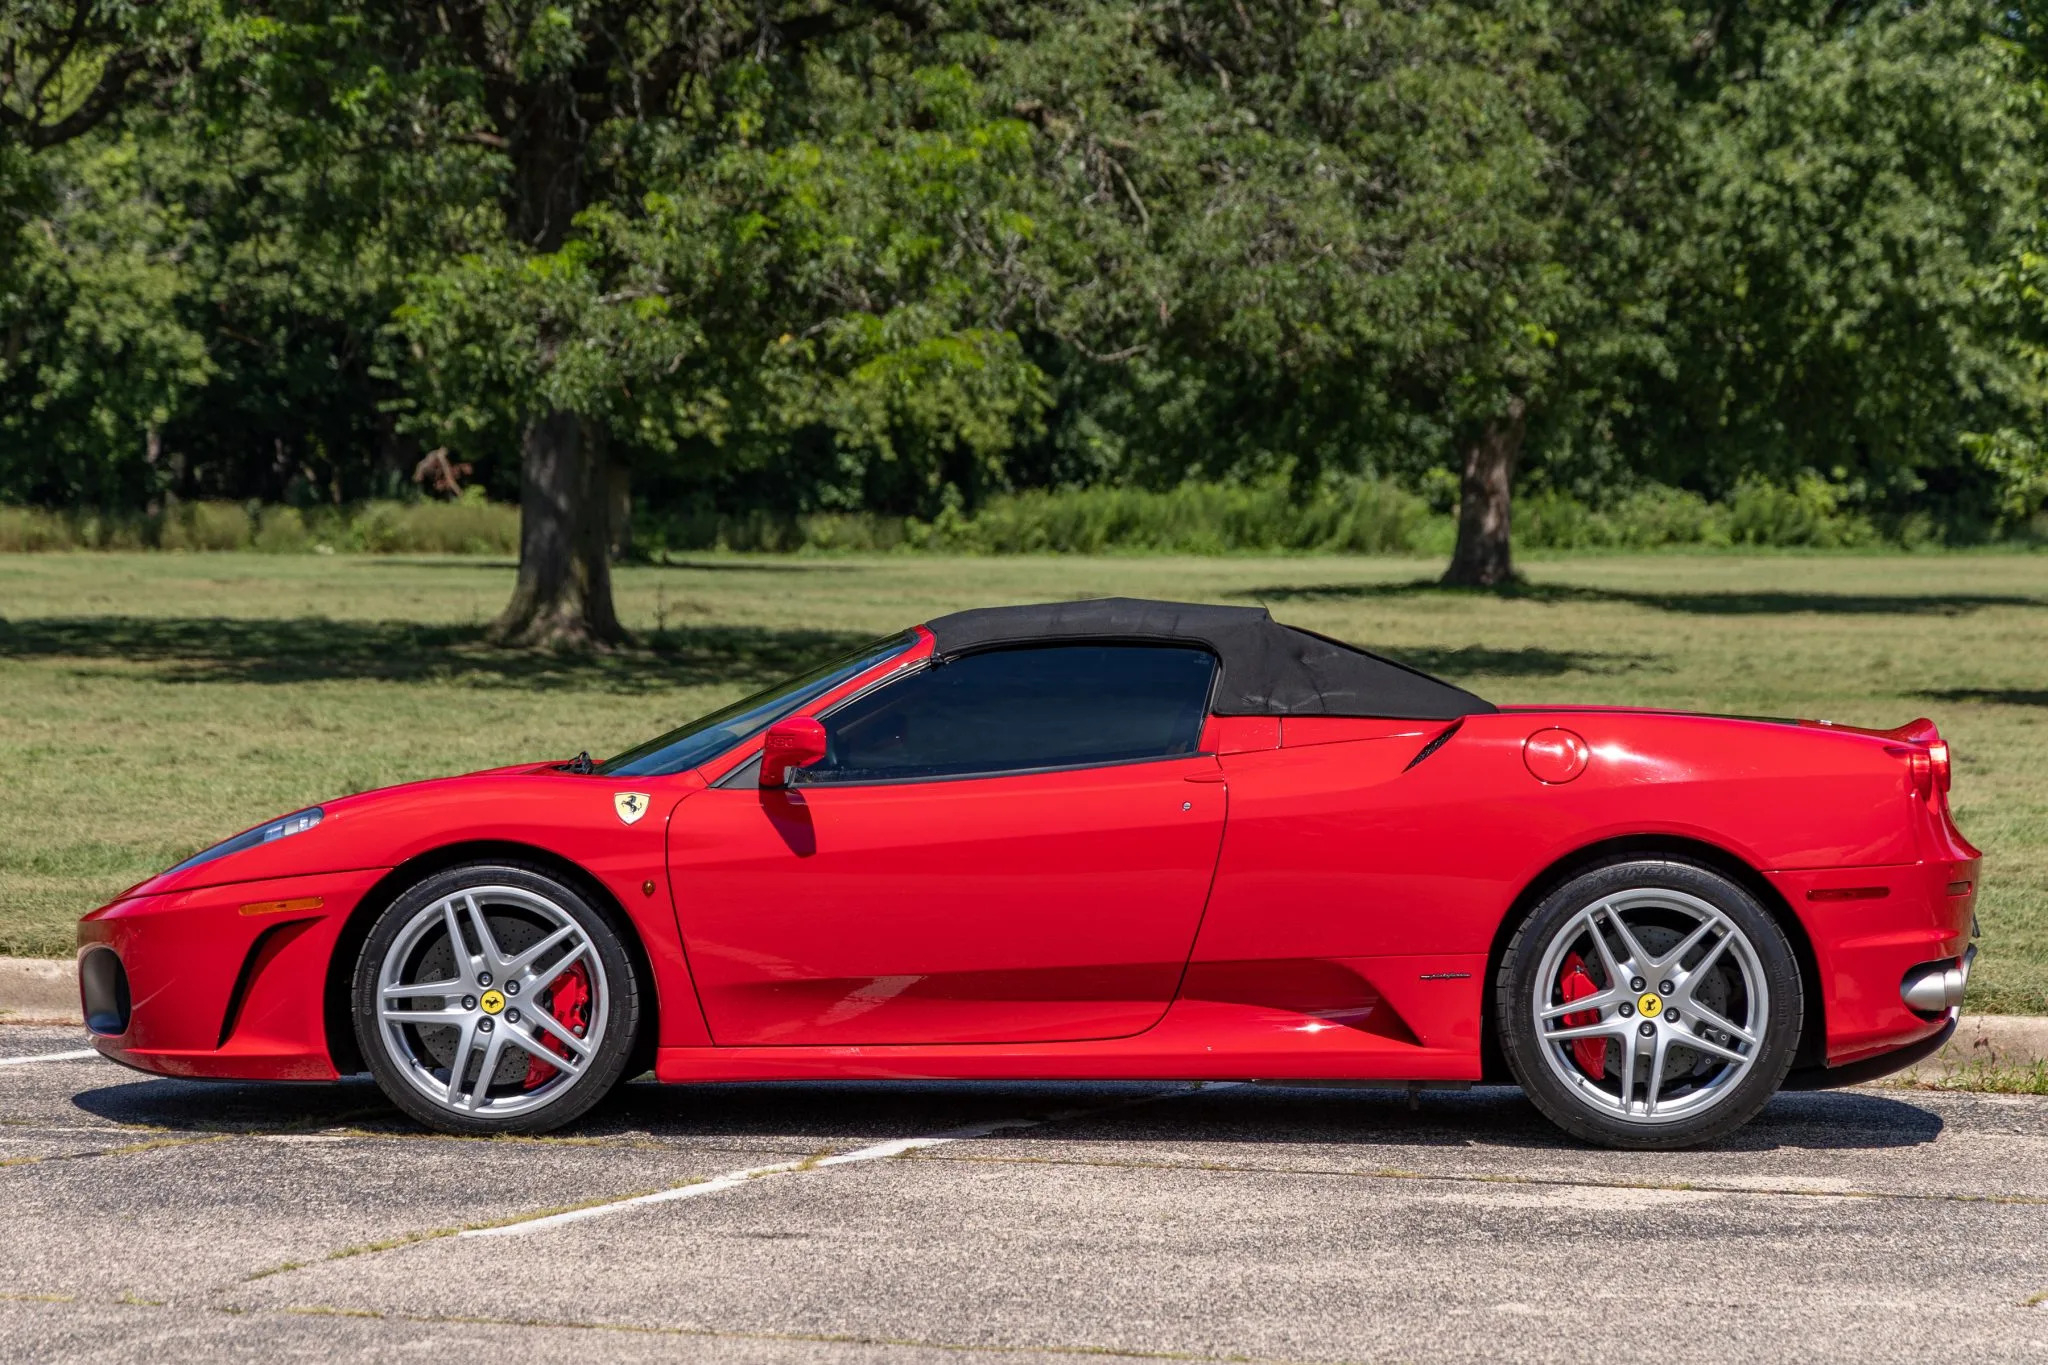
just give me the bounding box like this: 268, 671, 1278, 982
920, 479, 1438, 554
0, 499, 520, 555
3, 477, 2037, 557
1514, 478, 1884, 551
646, 479, 1442, 555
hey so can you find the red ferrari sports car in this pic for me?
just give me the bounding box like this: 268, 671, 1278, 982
79, 598, 1979, 1148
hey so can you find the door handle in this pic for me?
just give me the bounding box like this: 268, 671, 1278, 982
1183, 771, 1226, 784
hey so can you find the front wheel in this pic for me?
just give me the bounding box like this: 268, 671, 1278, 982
352, 863, 642, 1135
1497, 859, 1802, 1149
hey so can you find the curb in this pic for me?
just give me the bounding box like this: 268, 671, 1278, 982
2, 954, 2045, 1080
1890, 1013, 2048, 1084
0, 955, 81, 1025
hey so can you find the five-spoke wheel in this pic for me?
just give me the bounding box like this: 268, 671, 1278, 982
1499, 859, 1801, 1149
353, 864, 640, 1134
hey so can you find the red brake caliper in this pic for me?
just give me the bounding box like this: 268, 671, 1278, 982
521, 962, 592, 1089
1558, 952, 1607, 1079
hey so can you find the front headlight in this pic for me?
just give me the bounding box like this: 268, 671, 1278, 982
166, 807, 324, 875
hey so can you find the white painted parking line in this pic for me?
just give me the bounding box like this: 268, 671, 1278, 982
466, 1083, 1241, 1239
0, 1048, 100, 1067
464, 1114, 1053, 1239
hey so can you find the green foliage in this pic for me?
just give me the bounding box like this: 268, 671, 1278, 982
0, 497, 519, 553
3, 474, 1931, 556
1723, 476, 1882, 550
342, 497, 519, 554
638, 475, 1915, 556
2, 1, 2045, 544
157, 500, 253, 551
1632, 0, 2044, 510
1, 53, 413, 507
0, 132, 213, 504
0, 506, 75, 551
906, 479, 1437, 555
1515, 487, 1730, 552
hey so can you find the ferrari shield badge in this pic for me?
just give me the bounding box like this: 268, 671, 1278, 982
613, 791, 651, 825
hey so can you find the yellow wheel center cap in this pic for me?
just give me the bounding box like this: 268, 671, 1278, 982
1637, 992, 1663, 1019
479, 989, 506, 1016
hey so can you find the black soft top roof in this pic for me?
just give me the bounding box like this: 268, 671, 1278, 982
924, 598, 1493, 720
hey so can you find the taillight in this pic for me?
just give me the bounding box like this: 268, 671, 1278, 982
1887, 742, 1948, 800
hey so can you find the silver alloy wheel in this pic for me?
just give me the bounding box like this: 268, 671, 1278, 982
374, 884, 610, 1119
1529, 887, 1768, 1126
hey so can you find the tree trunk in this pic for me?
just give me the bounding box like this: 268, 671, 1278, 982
607, 461, 633, 562
488, 74, 626, 648
1442, 398, 1528, 588
491, 409, 625, 650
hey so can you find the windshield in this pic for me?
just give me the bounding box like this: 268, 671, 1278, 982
598, 631, 917, 778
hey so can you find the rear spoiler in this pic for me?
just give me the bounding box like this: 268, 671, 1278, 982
1801, 716, 1950, 800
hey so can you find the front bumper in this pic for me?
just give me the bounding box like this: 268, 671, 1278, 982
77, 868, 387, 1081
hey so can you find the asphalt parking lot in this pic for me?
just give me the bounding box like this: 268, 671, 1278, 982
4, 1024, 2046, 1363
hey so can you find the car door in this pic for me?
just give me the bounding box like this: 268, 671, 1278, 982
666, 643, 1229, 1046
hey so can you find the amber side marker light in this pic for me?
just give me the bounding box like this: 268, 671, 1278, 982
1806, 887, 1890, 903
239, 896, 324, 917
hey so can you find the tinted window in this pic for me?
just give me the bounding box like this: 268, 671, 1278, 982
800, 644, 1215, 784
601, 632, 916, 778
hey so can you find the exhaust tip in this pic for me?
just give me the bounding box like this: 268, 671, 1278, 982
1900, 945, 1975, 1016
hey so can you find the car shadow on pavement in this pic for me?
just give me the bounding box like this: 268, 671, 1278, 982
69, 1076, 1944, 1154
0, 617, 876, 693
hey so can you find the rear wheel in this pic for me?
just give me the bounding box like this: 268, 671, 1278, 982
352, 863, 640, 1135
1497, 859, 1802, 1149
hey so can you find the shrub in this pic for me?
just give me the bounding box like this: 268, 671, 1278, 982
253, 506, 311, 553
343, 497, 520, 554
0, 474, 2005, 558
70, 512, 151, 550
1725, 474, 1878, 548
0, 506, 75, 552
158, 501, 254, 551
1613, 486, 1731, 547
1517, 485, 1729, 550
903, 478, 1436, 554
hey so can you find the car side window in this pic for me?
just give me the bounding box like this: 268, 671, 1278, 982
799, 643, 1216, 784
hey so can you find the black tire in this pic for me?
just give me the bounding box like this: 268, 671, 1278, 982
1497, 858, 1803, 1150
351, 862, 642, 1136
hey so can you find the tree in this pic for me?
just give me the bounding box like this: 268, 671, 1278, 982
223, 1, 749, 645
961, 1, 1689, 586
5, 0, 2040, 572
1, 1, 198, 150
1629, 0, 2044, 529
228, 1, 1061, 647
1, 3, 221, 505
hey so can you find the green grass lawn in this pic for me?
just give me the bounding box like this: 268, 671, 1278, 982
2, 550, 2043, 1013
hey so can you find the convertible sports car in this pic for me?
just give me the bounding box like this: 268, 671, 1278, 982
79, 598, 1979, 1148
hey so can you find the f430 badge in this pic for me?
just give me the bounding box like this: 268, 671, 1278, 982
613, 792, 651, 825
